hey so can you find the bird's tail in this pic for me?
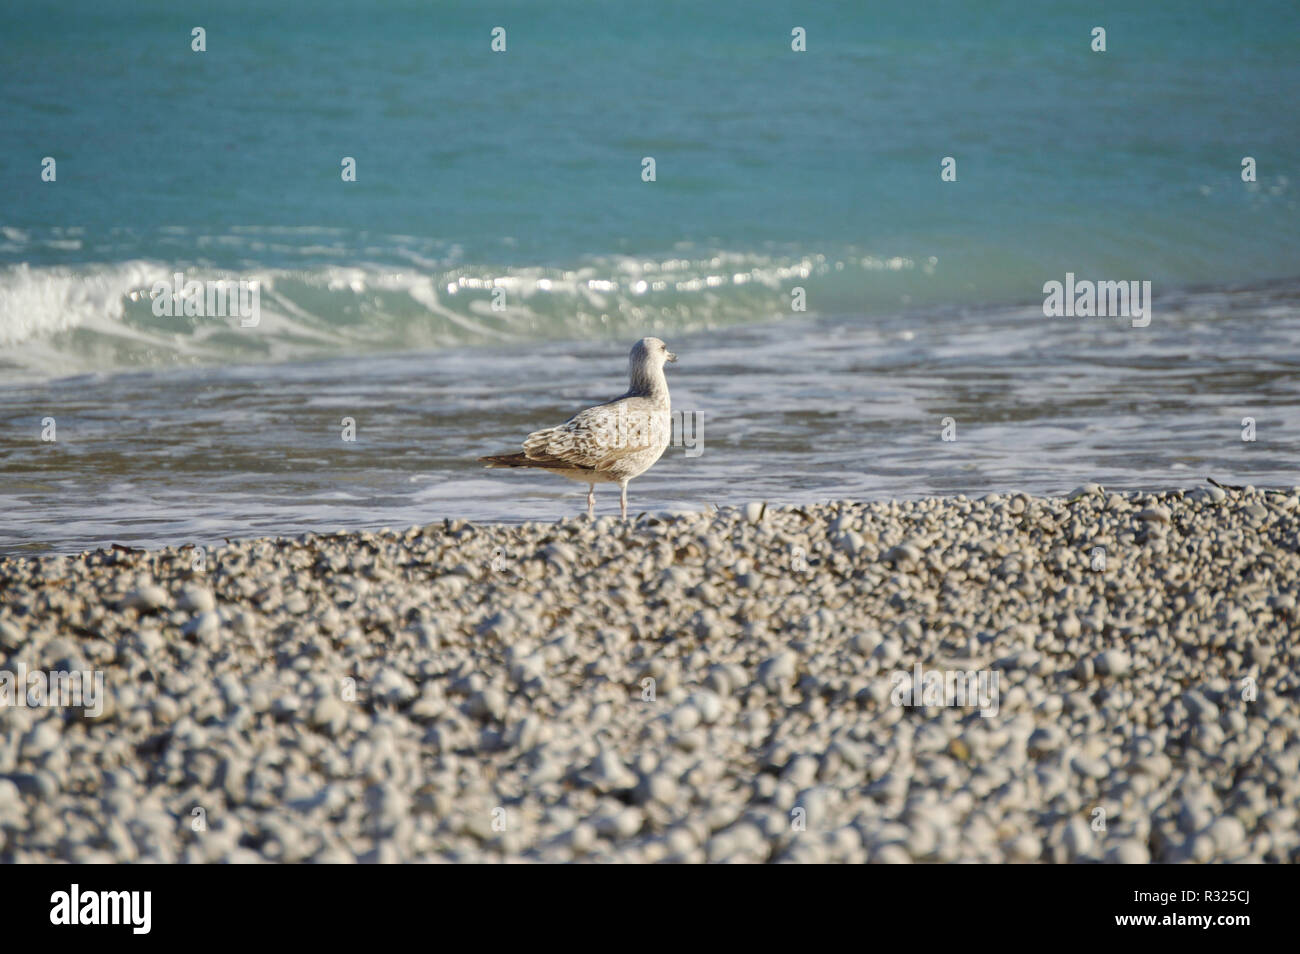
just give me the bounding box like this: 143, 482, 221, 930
478, 453, 532, 468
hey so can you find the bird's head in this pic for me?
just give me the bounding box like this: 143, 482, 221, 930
631, 336, 677, 371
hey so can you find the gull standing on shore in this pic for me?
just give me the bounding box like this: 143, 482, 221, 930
479, 337, 677, 519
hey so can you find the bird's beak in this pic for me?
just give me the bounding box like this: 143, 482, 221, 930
666, 351, 678, 363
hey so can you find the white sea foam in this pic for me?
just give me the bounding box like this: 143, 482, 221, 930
0, 251, 905, 381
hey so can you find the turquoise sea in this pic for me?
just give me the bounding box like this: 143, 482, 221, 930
2, 0, 1298, 552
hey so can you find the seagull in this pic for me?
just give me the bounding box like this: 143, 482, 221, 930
479, 337, 677, 519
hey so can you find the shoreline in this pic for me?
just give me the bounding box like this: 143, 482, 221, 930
1, 487, 1298, 862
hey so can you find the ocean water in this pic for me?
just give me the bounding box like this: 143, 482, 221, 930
1, 1, 1298, 553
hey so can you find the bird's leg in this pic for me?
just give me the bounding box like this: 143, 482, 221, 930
587, 484, 595, 520
620, 481, 628, 520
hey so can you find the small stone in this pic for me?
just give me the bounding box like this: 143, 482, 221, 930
124, 584, 170, 612
595, 806, 643, 840
1095, 650, 1130, 677
1071, 755, 1109, 779
1183, 691, 1219, 722
21, 721, 60, 760
1136, 505, 1172, 524
1068, 483, 1104, 501
872, 844, 912, 864
0, 619, 23, 651
309, 697, 349, 737
585, 751, 637, 793
1105, 839, 1150, 864
178, 585, 216, 614
688, 691, 723, 724
635, 773, 679, 807
182, 611, 220, 641
883, 542, 922, 566
836, 530, 866, 555
1207, 816, 1246, 854
757, 651, 798, 692
1006, 833, 1041, 861
851, 631, 882, 655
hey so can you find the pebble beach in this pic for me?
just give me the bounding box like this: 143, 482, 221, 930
1, 486, 1298, 863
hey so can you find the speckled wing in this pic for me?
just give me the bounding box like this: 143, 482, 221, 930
522, 397, 664, 473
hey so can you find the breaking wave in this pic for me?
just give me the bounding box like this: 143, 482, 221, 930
0, 250, 937, 381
